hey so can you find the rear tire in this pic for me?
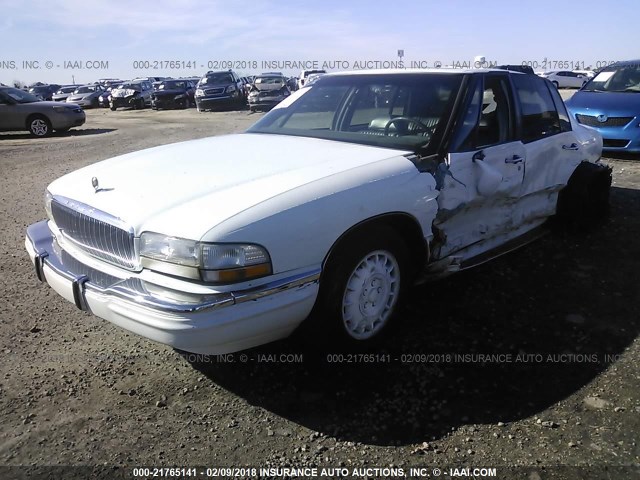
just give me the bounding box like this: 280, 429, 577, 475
554, 161, 612, 230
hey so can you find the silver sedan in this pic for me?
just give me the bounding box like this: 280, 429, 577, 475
0, 86, 86, 136
65, 85, 104, 108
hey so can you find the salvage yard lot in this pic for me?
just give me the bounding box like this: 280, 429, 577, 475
1, 93, 639, 477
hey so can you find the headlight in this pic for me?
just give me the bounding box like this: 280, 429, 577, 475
52, 105, 73, 113
140, 232, 199, 266
44, 190, 53, 221
139, 232, 272, 284
225, 85, 236, 93
195, 89, 204, 96
249, 91, 259, 97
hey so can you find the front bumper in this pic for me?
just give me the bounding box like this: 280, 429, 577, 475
570, 111, 640, 152
152, 96, 188, 109
25, 221, 320, 354
50, 111, 86, 129
110, 96, 142, 108
248, 96, 286, 110
195, 94, 239, 109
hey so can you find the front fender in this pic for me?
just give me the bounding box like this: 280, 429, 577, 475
202, 162, 439, 274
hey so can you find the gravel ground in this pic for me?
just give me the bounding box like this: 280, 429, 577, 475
0, 95, 638, 480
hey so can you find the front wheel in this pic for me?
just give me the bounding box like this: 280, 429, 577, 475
28, 116, 51, 137
313, 226, 410, 346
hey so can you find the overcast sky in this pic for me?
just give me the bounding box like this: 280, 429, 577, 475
1, 0, 638, 85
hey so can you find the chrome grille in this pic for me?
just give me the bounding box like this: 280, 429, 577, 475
204, 87, 225, 95
576, 114, 633, 127
51, 198, 137, 270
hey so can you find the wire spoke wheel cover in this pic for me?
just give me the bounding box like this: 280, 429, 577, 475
341, 250, 400, 340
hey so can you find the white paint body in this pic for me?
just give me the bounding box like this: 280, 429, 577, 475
27, 77, 603, 354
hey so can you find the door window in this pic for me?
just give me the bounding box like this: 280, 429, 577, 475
454, 75, 514, 151
546, 81, 572, 132
512, 74, 561, 142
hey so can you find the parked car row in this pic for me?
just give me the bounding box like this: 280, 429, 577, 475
538, 70, 594, 89
5, 61, 639, 153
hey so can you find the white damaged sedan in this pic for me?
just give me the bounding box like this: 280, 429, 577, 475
26, 69, 610, 354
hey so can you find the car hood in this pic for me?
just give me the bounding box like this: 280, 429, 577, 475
68, 92, 96, 99
198, 82, 231, 88
567, 91, 640, 115
154, 89, 188, 96
47, 133, 413, 240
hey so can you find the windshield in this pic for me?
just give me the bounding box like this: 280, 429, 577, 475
74, 86, 98, 94
199, 73, 233, 85
159, 81, 187, 90
119, 83, 140, 90
1, 87, 41, 103
583, 64, 640, 92
247, 73, 463, 152
254, 76, 285, 88
58, 86, 76, 94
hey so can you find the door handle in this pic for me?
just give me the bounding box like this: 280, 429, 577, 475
562, 143, 579, 150
505, 155, 524, 164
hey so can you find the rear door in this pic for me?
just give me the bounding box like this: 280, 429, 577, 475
435, 73, 526, 258
510, 74, 582, 217
0, 92, 25, 130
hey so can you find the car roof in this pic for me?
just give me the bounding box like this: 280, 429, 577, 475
324, 68, 523, 77
609, 59, 640, 66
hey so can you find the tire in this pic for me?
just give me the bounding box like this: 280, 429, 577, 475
110, 104, 116, 111
311, 225, 410, 347
554, 161, 612, 230
27, 115, 51, 137
552, 81, 559, 88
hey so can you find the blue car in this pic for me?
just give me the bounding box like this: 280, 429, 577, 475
566, 59, 640, 153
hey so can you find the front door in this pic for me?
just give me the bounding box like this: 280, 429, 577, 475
433, 74, 526, 259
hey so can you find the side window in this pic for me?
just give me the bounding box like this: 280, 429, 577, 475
512, 74, 561, 142
454, 75, 514, 151
546, 81, 572, 132
476, 76, 513, 147
452, 81, 482, 151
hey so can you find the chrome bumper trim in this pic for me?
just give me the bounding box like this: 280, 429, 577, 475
27, 220, 321, 314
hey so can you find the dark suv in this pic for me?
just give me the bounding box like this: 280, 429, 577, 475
195, 70, 244, 111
